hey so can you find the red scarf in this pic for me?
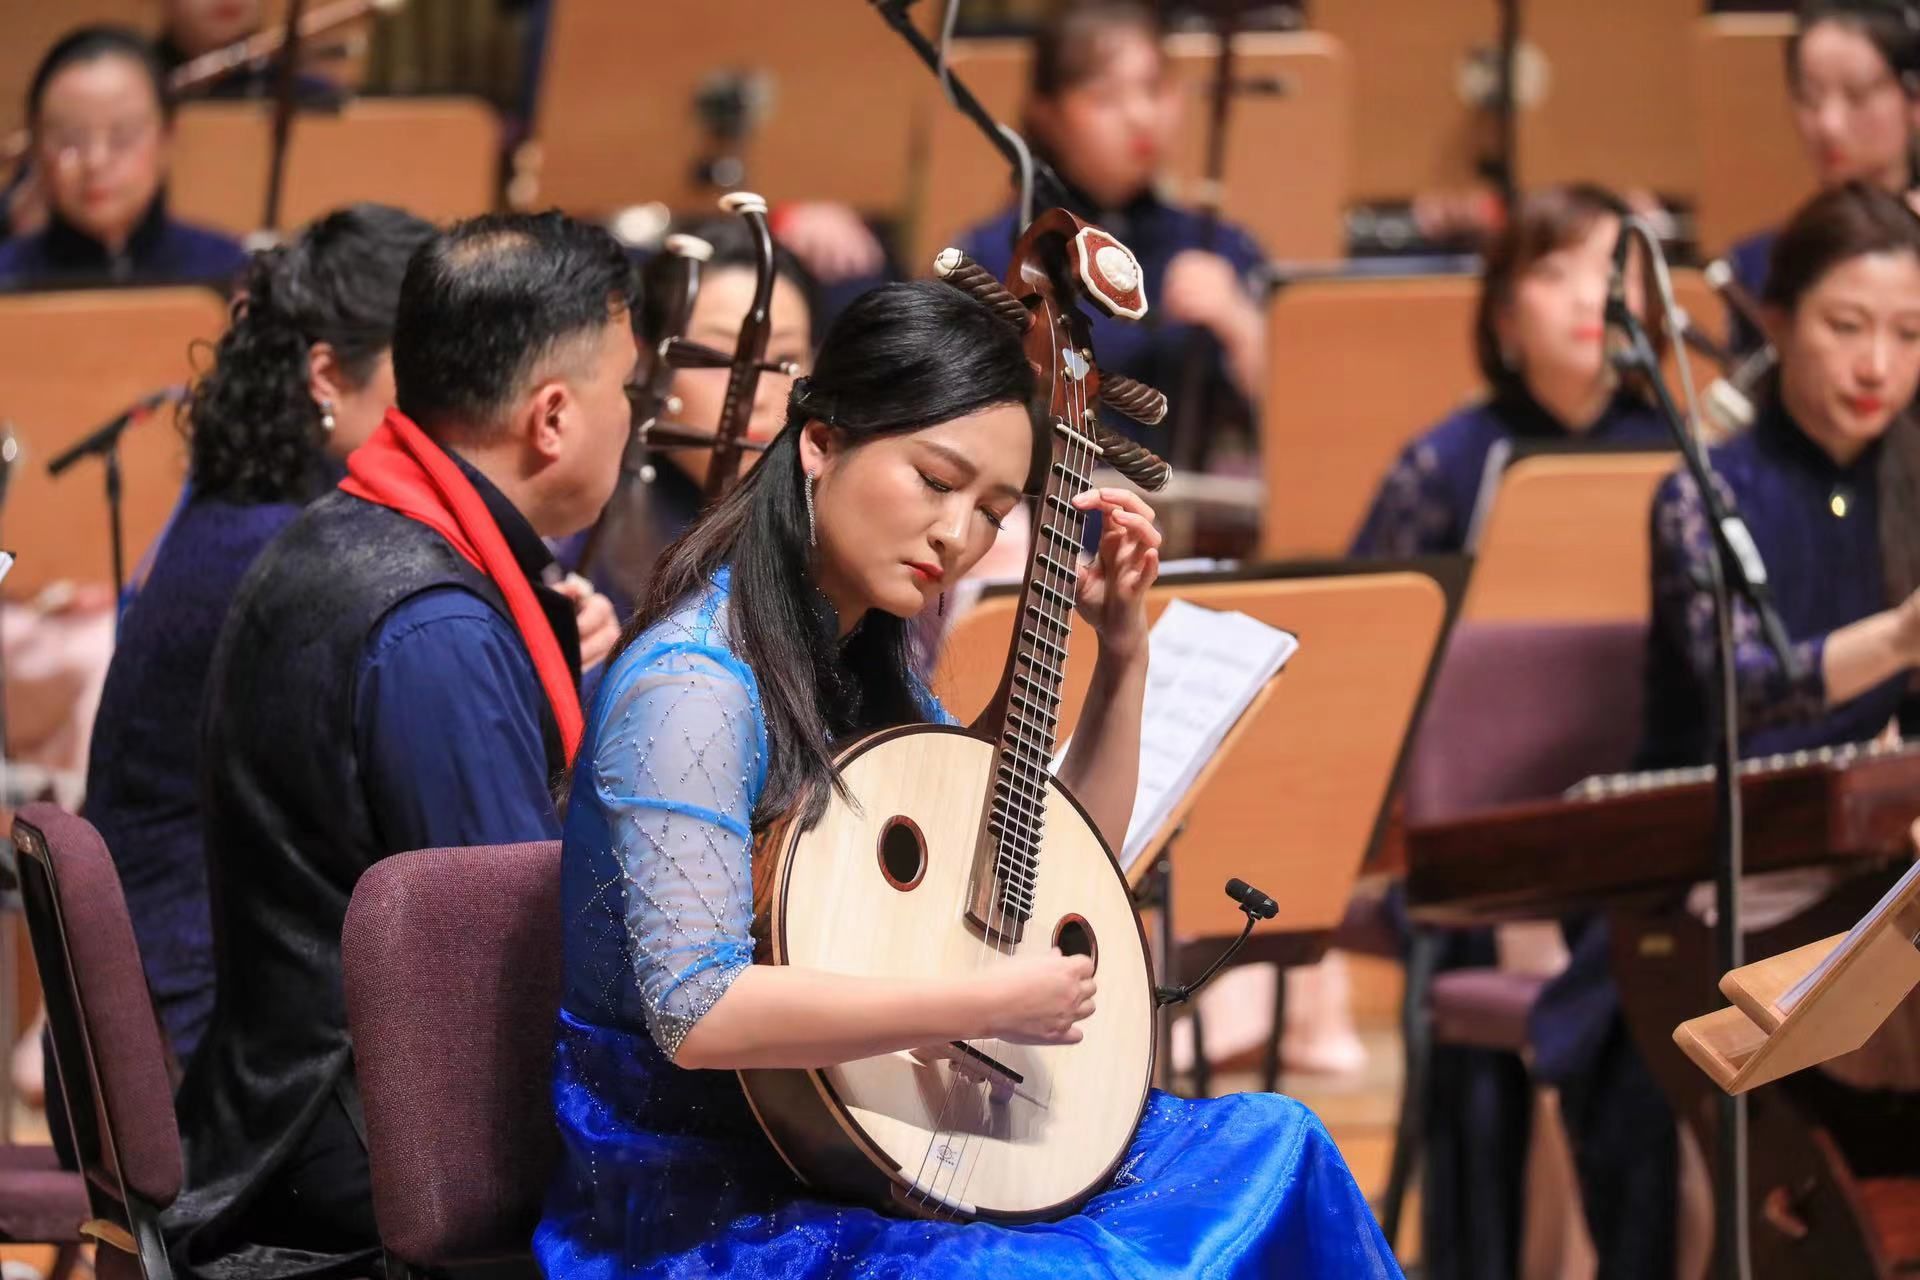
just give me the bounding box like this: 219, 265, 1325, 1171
341, 407, 584, 762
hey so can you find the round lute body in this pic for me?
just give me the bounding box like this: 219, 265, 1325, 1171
740, 210, 1172, 1221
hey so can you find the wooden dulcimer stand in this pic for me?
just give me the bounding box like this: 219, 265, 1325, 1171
1676, 842, 1920, 1096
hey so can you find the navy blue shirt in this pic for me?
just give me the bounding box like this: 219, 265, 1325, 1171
83, 494, 301, 1064
1640, 400, 1910, 767
0, 196, 245, 291
1350, 386, 1673, 557
351, 456, 582, 854
956, 187, 1264, 444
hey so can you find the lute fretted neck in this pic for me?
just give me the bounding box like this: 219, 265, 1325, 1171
966, 381, 1104, 945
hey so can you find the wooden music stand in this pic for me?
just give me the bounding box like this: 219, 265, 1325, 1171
934, 560, 1459, 1090
1691, 13, 1810, 263
530, 1, 924, 217
169, 97, 498, 238
932, 559, 1463, 953
0, 288, 228, 599
1676, 841, 1920, 1096
1461, 450, 1677, 623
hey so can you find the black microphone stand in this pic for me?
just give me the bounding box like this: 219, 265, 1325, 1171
1608, 286, 1783, 1280
869, 0, 1075, 219
46, 404, 153, 620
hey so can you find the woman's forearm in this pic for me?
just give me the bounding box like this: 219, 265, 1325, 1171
1056, 649, 1148, 852
1822, 605, 1918, 707
1216, 296, 1267, 400
674, 965, 992, 1070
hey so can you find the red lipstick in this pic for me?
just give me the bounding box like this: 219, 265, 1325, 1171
907, 561, 944, 583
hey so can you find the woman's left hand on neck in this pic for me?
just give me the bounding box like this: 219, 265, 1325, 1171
1071, 487, 1162, 667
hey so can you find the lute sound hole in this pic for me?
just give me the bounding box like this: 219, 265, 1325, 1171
877, 817, 927, 891
1053, 914, 1097, 973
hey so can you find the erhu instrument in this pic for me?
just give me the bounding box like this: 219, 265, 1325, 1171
739, 210, 1171, 1221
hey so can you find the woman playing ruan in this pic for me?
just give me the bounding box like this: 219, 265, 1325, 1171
536, 281, 1398, 1277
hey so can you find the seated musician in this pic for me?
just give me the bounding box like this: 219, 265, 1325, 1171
81, 203, 432, 1075
951, 1, 1267, 456
536, 280, 1399, 1278
1537, 181, 1920, 1278
1723, 1, 1920, 354
165, 212, 624, 1276
565, 216, 816, 616
155, 0, 342, 102
0, 27, 246, 290
1351, 183, 1670, 558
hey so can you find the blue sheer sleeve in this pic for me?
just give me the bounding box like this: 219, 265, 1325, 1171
587, 640, 769, 1059
1650, 468, 1828, 729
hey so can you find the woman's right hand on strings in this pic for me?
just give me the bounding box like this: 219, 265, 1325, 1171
982, 949, 1097, 1045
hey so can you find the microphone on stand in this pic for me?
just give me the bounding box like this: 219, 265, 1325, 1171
1154, 877, 1280, 1007
46, 386, 187, 476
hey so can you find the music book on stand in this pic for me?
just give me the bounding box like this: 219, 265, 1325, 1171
1675, 840, 1920, 1094
1053, 597, 1299, 873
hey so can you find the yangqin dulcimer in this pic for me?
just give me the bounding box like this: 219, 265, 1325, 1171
1408, 740, 1920, 925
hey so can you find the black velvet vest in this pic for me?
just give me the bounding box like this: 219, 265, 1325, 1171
166, 490, 565, 1275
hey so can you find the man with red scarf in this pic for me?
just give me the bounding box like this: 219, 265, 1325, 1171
166, 211, 632, 1277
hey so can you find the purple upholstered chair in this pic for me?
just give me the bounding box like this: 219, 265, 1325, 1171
341, 841, 564, 1278
1375, 620, 1647, 1241
11, 804, 183, 1279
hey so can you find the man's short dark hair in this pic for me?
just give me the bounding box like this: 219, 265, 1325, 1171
393, 211, 637, 436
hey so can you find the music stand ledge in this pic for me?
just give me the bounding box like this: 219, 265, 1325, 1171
1675, 848, 1920, 1095
1127, 672, 1284, 1092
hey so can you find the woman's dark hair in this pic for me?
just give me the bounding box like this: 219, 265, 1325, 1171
1028, 2, 1163, 101
189, 203, 435, 503
638, 216, 819, 349
595, 280, 1038, 830
1763, 180, 1920, 606
27, 26, 172, 126
1472, 182, 1666, 395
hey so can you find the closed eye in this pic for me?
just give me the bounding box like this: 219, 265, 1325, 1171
923, 471, 1007, 530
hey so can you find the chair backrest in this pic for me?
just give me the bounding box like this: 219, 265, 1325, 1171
1461, 452, 1678, 623
11, 804, 183, 1213
341, 841, 564, 1267
1402, 621, 1646, 826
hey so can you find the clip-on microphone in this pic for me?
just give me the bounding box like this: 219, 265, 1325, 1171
1154, 878, 1279, 1008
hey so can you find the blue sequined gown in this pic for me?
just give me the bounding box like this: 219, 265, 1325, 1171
536, 570, 1402, 1278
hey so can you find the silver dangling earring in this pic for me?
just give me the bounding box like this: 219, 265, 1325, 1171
320, 400, 336, 434
803, 470, 818, 547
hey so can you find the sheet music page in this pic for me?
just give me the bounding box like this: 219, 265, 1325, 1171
1053, 598, 1299, 872
1781, 856, 1920, 1010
